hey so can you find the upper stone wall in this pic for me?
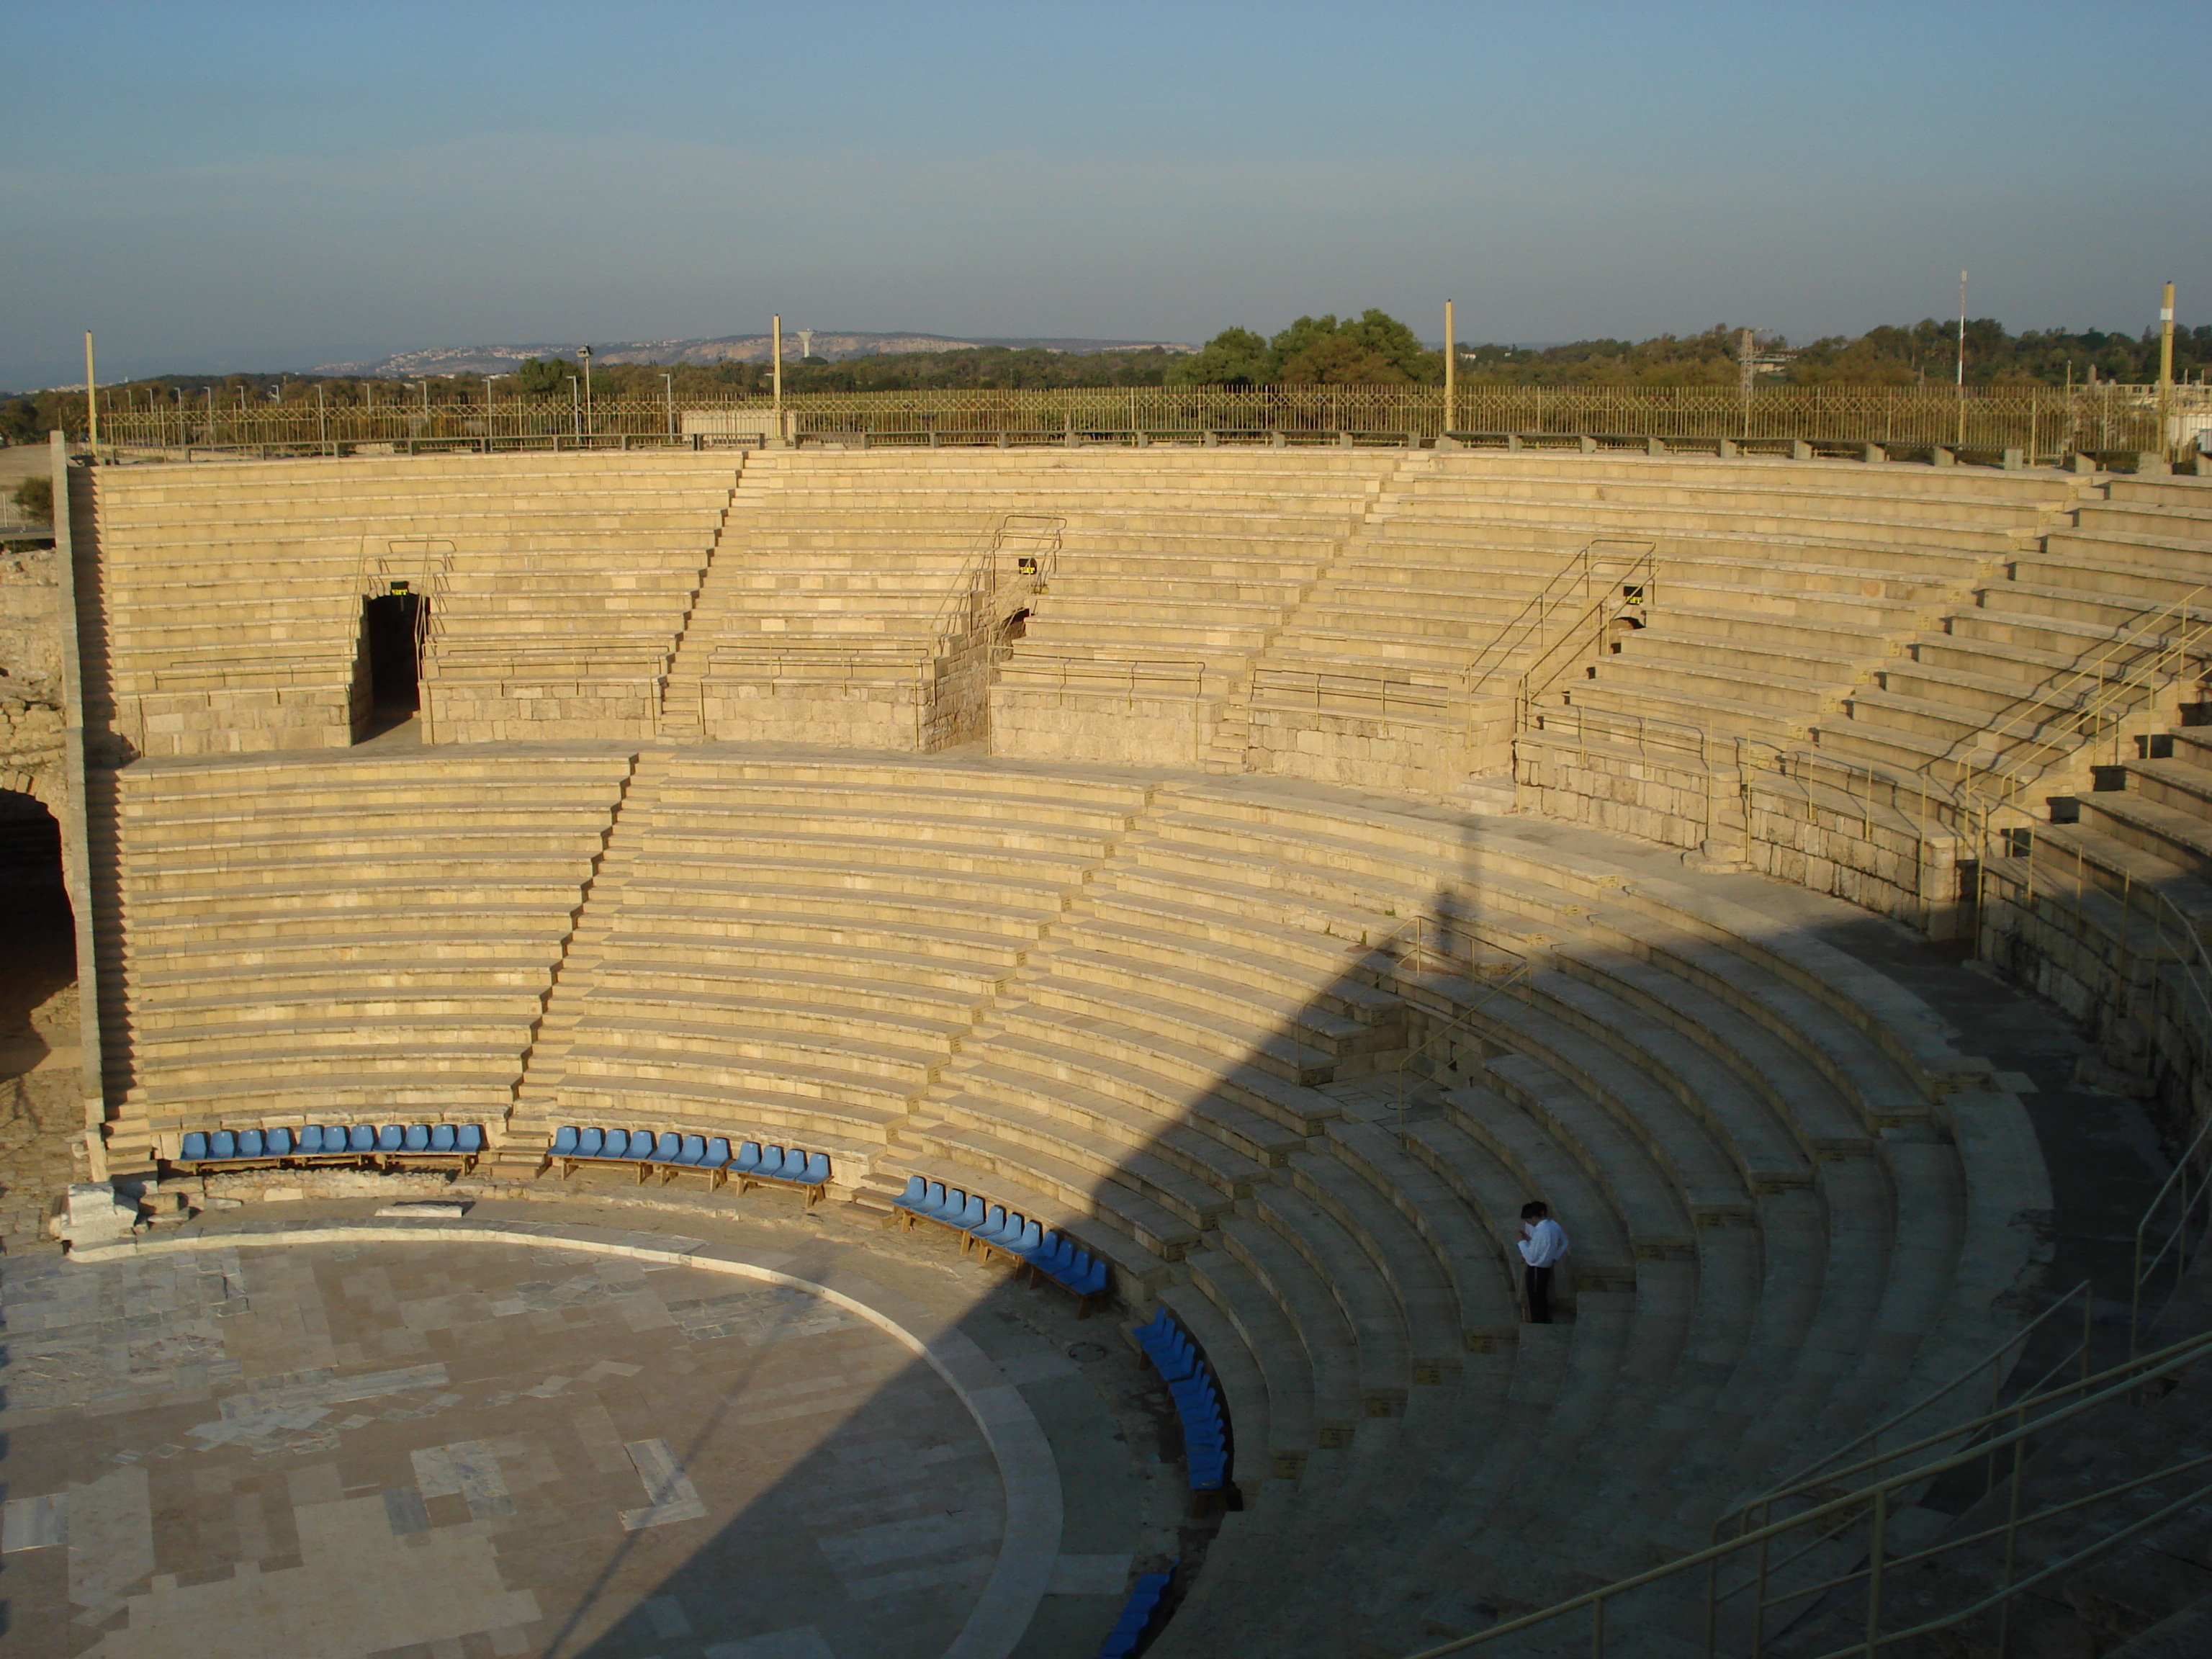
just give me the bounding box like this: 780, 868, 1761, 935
0, 547, 63, 806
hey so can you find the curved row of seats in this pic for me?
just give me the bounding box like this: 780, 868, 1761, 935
1131, 1308, 1232, 1493
891, 1176, 1112, 1308
546, 1126, 830, 1196
177, 1123, 484, 1161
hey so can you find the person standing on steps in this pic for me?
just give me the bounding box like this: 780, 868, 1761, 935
1518, 1200, 1569, 1323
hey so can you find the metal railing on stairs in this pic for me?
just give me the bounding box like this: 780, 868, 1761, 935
1391, 1323, 2212, 1659
1467, 536, 1655, 701
1945, 588, 2212, 804
929, 512, 1064, 647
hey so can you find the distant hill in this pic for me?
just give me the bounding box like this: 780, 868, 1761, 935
318, 333, 1194, 377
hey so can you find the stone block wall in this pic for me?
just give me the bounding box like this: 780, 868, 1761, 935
988, 685, 1214, 767
1516, 716, 1969, 936
1244, 704, 1501, 799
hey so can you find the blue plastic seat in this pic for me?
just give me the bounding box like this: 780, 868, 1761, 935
1046, 1237, 1080, 1277
300, 1125, 328, 1154
268, 1127, 294, 1155
1012, 1218, 1043, 1254
575, 1127, 603, 1156
956, 1193, 987, 1229
894, 1175, 927, 1209
1076, 1256, 1110, 1298
552, 1125, 579, 1155
238, 1129, 264, 1157
762, 1146, 793, 1179
653, 1131, 681, 1162
346, 1124, 372, 1152
326, 1125, 351, 1153
1169, 1365, 1214, 1398
457, 1125, 483, 1154
975, 1204, 1007, 1240
734, 1141, 765, 1176
703, 1136, 731, 1166
376, 1125, 403, 1153
675, 1134, 706, 1166
629, 1130, 658, 1160
404, 1124, 430, 1152
210, 1129, 238, 1159
430, 1124, 456, 1153
180, 1131, 209, 1161
929, 1185, 966, 1220
799, 1151, 831, 1184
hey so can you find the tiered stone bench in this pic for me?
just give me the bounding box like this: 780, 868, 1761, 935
89, 454, 742, 754
507, 754, 1156, 1195
94, 747, 634, 1162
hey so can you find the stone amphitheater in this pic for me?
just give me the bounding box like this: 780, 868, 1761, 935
8, 437, 2212, 1659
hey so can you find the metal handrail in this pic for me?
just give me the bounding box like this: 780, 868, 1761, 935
1718, 1280, 2095, 1535
1508, 548, 1658, 733
1251, 663, 1462, 718
1390, 1322, 2212, 1659
1390, 963, 1532, 1143
1001, 654, 1205, 699
927, 512, 1064, 646
1470, 537, 1655, 696
1948, 589, 2212, 816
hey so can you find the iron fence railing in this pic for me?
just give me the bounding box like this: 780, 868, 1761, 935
77, 383, 2209, 458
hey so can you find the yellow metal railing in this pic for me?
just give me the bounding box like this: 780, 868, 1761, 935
83, 382, 2206, 456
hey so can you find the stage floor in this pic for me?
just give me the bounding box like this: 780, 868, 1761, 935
1, 1231, 1015, 1659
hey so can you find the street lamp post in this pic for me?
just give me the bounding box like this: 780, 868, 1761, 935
485, 373, 505, 451
663, 372, 675, 438
579, 345, 593, 439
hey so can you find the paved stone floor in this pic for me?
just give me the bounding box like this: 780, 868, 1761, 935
0, 1209, 1163, 1659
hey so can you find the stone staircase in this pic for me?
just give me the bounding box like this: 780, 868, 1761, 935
91, 745, 636, 1160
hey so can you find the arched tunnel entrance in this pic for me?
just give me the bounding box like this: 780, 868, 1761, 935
0, 786, 81, 1242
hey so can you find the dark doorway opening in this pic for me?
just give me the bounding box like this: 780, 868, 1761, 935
0, 789, 62, 889
361, 587, 423, 713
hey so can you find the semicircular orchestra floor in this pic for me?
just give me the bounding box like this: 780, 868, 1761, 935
0, 1200, 1182, 1659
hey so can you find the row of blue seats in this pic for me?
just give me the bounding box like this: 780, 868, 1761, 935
1131, 1309, 1230, 1493
1096, 1564, 1177, 1659
178, 1124, 484, 1162
547, 1127, 830, 1187
891, 1177, 1110, 1306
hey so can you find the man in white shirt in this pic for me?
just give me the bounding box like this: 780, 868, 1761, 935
1518, 1200, 1569, 1323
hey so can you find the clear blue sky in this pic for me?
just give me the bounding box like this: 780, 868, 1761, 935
1, 0, 2203, 387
